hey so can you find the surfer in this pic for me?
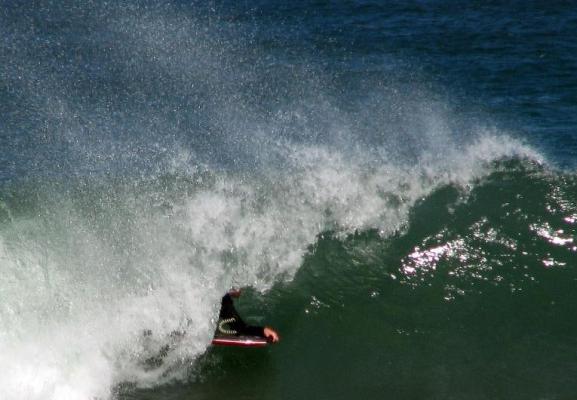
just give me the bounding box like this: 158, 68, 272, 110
216, 289, 280, 343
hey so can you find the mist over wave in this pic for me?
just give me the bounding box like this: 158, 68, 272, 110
0, 2, 550, 400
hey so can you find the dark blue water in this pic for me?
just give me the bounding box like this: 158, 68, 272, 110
231, 0, 577, 162
1, 1, 576, 400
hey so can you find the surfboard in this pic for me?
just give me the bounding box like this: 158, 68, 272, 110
212, 335, 269, 347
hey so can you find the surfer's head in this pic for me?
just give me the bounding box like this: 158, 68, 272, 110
228, 288, 242, 298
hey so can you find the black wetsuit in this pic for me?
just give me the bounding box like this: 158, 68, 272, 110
216, 294, 265, 337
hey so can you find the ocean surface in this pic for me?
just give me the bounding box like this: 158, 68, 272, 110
1, 1, 577, 399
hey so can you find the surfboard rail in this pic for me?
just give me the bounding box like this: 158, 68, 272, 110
212, 335, 269, 347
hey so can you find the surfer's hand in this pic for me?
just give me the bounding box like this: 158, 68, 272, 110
264, 327, 280, 343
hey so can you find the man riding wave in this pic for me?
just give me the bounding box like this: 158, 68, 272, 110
216, 288, 280, 343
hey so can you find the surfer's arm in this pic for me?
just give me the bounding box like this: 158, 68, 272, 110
238, 324, 266, 337
236, 324, 279, 343
222, 309, 279, 342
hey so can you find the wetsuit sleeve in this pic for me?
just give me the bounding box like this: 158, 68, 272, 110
238, 324, 265, 337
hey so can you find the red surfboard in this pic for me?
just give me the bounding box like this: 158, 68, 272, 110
212, 335, 269, 347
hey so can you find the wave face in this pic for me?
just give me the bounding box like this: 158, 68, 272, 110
178, 162, 577, 400
1, 1, 576, 400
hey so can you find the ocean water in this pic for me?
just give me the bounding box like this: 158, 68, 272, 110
1, 1, 576, 399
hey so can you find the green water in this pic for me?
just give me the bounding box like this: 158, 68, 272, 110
119, 161, 577, 400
